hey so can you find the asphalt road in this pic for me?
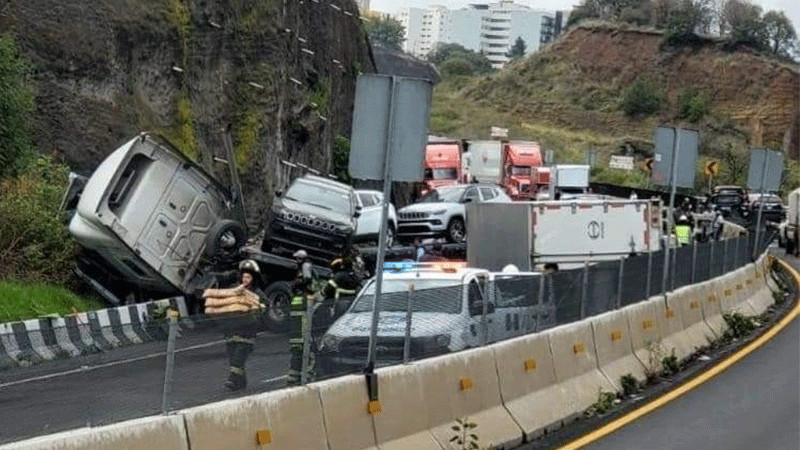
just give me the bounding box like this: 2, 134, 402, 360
0, 326, 291, 445
587, 265, 800, 449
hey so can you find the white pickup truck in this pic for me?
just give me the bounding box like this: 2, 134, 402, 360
316, 263, 546, 375
778, 188, 800, 255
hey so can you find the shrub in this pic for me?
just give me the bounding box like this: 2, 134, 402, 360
589, 391, 618, 416
722, 312, 758, 339
677, 87, 710, 122
661, 349, 680, 376
0, 34, 35, 180
621, 78, 663, 117
620, 373, 639, 397
0, 156, 79, 285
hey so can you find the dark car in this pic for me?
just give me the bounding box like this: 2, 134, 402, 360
710, 185, 750, 219
262, 175, 360, 264
748, 193, 786, 224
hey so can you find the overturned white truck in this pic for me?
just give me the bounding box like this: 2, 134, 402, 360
467, 199, 664, 271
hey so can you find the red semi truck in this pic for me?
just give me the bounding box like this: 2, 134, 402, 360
463, 140, 546, 200
420, 138, 464, 197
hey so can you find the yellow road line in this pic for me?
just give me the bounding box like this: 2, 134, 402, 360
558, 259, 800, 450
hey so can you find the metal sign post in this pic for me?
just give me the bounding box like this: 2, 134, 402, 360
661, 128, 680, 297
747, 149, 783, 260
349, 74, 432, 373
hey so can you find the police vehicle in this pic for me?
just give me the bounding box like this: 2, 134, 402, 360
317, 262, 545, 376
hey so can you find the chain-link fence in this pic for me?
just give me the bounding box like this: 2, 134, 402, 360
0, 233, 776, 444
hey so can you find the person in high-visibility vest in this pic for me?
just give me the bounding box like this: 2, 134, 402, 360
288, 250, 316, 386
675, 215, 692, 247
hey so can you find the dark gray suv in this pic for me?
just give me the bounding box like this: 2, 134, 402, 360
262, 175, 359, 263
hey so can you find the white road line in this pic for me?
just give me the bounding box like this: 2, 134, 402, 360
0, 339, 226, 389
262, 375, 287, 384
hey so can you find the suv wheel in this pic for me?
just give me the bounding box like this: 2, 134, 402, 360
446, 217, 466, 243
263, 281, 292, 333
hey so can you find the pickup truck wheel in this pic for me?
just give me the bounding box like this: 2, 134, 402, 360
446, 217, 466, 243
263, 281, 292, 333
204, 219, 246, 259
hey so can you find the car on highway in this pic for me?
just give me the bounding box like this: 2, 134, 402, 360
353, 190, 397, 247
396, 184, 510, 244
316, 262, 542, 376
710, 185, 750, 219
747, 193, 786, 223
262, 175, 360, 264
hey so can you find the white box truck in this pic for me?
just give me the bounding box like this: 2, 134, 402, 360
779, 188, 800, 255
545, 165, 591, 200
467, 199, 663, 270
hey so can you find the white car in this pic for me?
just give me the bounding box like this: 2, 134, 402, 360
317, 263, 543, 375
354, 190, 398, 247
397, 184, 510, 244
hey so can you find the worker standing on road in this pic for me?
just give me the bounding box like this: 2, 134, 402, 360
712, 207, 725, 240
202, 259, 265, 391
675, 215, 692, 246
288, 250, 316, 386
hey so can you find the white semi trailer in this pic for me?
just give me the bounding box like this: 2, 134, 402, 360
467, 199, 663, 270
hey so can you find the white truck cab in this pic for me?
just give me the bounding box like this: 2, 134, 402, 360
317, 262, 542, 375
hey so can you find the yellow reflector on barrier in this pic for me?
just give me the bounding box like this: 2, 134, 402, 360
665, 308, 676, 319
642, 319, 654, 330
573, 342, 585, 354
690, 301, 700, 309
368, 400, 382, 415
610, 331, 622, 342
708, 295, 718, 303
746, 279, 753, 285
736, 284, 743, 290
256, 429, 272, 445
524, 359, 537, 371
724, 290, 732, 296
460, 378, 473, 391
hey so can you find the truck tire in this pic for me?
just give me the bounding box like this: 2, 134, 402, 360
204, 219, 246, 259
263, 281, 292, 333
446, 217, 466, 243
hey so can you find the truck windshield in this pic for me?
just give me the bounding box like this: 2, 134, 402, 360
510, 166, 530, 175
419, 187, 466, 203
425, 168, 458, 180
350, 279, 463, 314
284, 180, 352, 214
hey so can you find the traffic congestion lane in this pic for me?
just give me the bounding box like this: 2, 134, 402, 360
0, 332, 289, 445
584, 301, 799, 449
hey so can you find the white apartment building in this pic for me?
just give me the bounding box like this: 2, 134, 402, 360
395, 1, 561, 68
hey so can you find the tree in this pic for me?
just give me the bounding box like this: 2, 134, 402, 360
762, 11, 797, 58
719, 0, 766, 49
507, 37, 527, 60
428, 43, 493, 76
0, 34, 35, 181
364, 15, 405, 51
332, 136, 352, 185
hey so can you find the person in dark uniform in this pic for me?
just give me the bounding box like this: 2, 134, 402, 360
202, 259, 265, 391
288, 250, 316, 386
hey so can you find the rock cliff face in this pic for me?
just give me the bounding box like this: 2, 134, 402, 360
1, 0, 373, 229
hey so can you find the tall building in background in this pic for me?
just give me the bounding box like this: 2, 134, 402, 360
356, 0, 370, 14
394, 1, 564, 67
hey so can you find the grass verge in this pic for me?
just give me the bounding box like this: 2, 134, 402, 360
0, 281, 104, 322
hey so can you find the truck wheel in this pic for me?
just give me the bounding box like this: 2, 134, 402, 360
446, 217, 466, 243
204, 219, 246, 259
263, 281, 292, 333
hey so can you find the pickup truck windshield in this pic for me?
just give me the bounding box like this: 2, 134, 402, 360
284, 180, 352, 213
419, 187, 466, 203
351, 279, 462, 314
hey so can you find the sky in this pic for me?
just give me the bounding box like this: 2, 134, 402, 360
370, 0, 799, 31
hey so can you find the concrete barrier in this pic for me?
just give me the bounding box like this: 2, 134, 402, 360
669, 284, 717, 348
416, 347, 523, 449
371, 364, 440, 449
182, 387, 328, 450
656, 295, 696, 362
548, 321, 616, 421
310, 375, 377, 450
699, 278, 728, 337
625, 298, 666, 375
3, 415, 188, 450
730, 267, 759, 316
716, 271, 749, 315
589, 310, 646, 390
492, 332, 565, 440
745, 264, 774, 315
